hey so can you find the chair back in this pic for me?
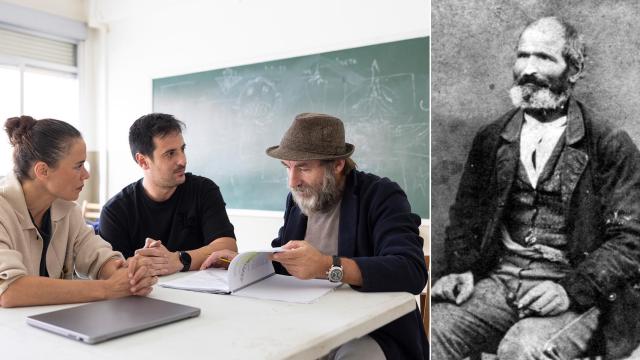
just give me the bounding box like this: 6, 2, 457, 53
419, 222, 430, 340
81, 200, 102, 223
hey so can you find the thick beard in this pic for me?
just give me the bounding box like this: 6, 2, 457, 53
509, 85, 569, 110
291, 169, 342, 216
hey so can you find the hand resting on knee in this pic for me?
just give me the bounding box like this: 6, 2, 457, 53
432, 271, 474, 304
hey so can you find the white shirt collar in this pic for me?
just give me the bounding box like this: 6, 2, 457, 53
523, 113, 567, 129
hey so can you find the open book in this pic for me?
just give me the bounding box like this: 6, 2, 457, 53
159, 248, 341, 303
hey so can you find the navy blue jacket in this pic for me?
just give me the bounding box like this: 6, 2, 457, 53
272, 169, 429, 359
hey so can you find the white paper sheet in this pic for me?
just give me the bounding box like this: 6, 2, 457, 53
233, 276, 342, 304
160, 268, 230, 293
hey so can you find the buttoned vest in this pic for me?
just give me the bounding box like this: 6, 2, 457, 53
503, 135, 569, 250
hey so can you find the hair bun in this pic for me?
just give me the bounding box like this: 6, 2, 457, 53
5, 116, 37, 146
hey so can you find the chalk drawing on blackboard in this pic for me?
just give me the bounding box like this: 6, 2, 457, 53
301, 62, 335, 112
419, 99, 428, 112
334, 57, 358, 66
305, 64, 328, 86
414, 162, 429, 197
345, 60, 417, 122
353, 60, 394, 118
235, 76, 282, 125
215, 68, 243, 94
263, 64, 287, 73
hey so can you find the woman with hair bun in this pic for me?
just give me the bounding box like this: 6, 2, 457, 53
0, 116, 156, 307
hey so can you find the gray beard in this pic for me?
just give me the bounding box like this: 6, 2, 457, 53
291, 171, 342, 216
509, 85, 569, 110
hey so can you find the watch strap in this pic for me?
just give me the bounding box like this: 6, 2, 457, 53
179, 251, 192, 272
332, 255, 341, 267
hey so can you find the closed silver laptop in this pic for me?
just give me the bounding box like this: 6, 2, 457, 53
26, 296, 200, 344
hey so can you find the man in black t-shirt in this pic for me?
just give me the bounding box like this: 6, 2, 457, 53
99, 113, 237, 276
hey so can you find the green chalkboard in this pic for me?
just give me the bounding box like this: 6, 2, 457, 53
153, 37, 429, 218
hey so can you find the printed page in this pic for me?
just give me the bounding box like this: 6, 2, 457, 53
160, 248, 290, 294
159, 268, 230, 293
227, 251, 275, 292
233, 275, 342, 304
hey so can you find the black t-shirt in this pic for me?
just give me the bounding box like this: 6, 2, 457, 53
30, 208, 52, 277
98, 173, 236, 258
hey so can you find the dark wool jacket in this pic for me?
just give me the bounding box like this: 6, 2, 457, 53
444, 99, 640, 359
272, 169, 429, 359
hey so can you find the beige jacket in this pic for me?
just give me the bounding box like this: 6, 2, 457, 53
0, 173, 122, 295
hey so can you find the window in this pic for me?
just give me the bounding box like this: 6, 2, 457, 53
0, 65, 20, 175
0, 27, 79, 176
24, 67, 79, 124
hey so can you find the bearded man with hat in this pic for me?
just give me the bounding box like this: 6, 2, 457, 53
202, 112, 429, 359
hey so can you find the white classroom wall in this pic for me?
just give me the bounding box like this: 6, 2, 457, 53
87, 0, 430, 250
1, 0, 86, 22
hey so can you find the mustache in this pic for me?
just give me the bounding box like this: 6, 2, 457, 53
516, 74, 550, 88
291, 185, 312, 194
174, 166, 186, 173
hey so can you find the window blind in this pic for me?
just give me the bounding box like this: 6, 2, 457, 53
0, 27, 76, 67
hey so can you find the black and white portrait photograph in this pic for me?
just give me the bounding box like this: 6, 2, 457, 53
430, 1, 640, 359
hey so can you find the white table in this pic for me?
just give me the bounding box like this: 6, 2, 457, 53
1, 274, 417, 360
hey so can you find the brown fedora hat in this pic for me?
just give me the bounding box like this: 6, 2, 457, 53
266, 113, 355, 160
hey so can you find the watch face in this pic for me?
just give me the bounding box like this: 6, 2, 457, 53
328, 267, 343, 283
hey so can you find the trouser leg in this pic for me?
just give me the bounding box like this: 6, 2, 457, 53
620, 343, 640, 359
431, 276, 519, 360
332, 335, 386, 360
497, 307, 600, 360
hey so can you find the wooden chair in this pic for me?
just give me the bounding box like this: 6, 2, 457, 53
420, 254, 430, 340
80, 200, 102, 223
419, 223, 430, 340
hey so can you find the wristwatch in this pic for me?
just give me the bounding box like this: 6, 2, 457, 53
327, 255, 343, 283
178, 251, 192, 272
